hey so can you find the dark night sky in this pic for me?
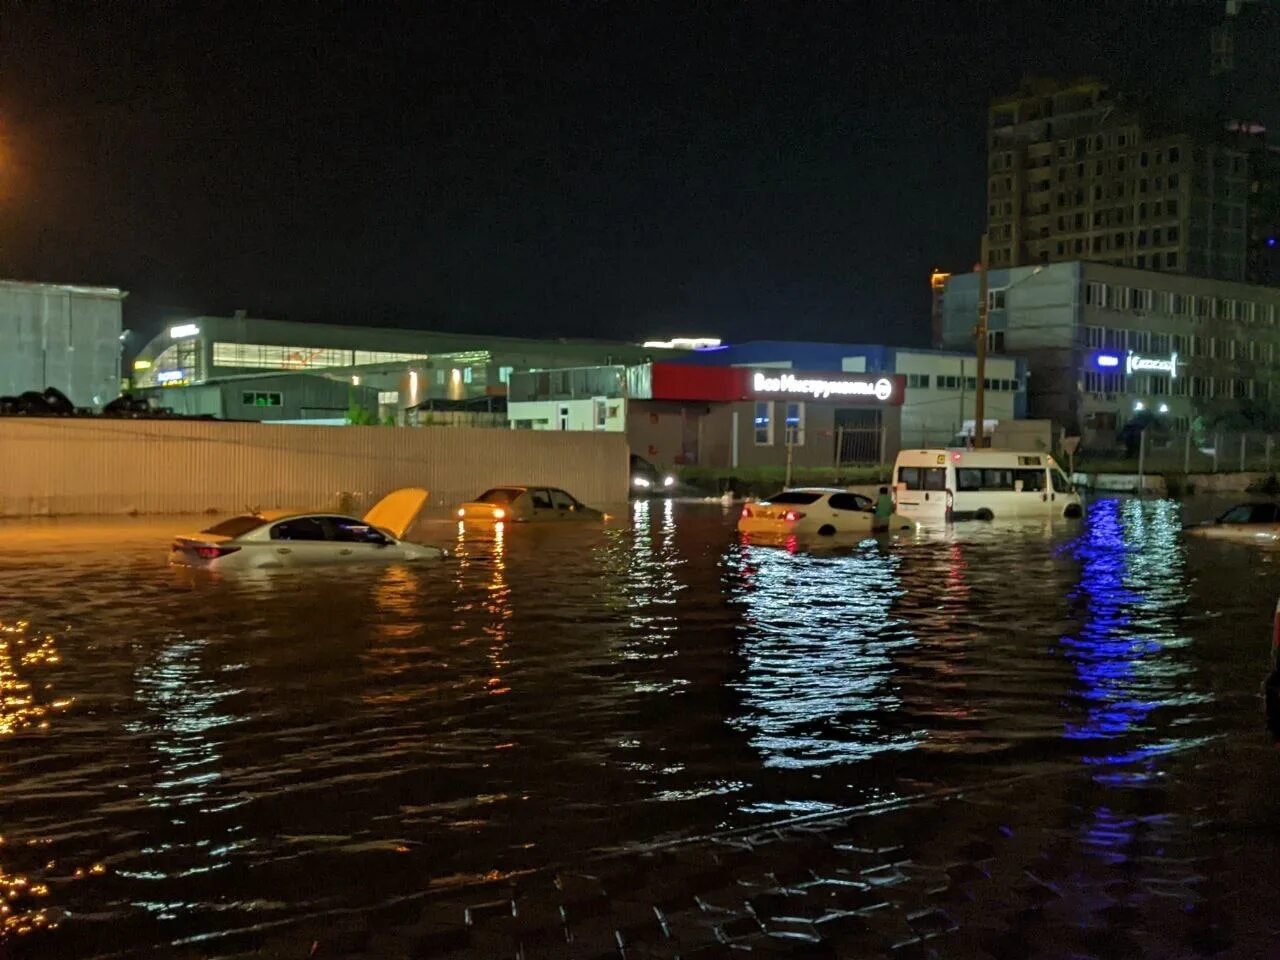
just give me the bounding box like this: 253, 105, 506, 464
0, 1, 1219, 345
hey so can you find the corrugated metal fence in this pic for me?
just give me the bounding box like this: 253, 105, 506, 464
0, 420, 629, 517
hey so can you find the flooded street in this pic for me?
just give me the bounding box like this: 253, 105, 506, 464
3, 497, 1280, 957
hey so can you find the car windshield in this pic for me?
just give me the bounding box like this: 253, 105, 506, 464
1219, 504, 1257, 524
761, 491, 824, 505
476, 488, 522, 504
201, 515, 268, 538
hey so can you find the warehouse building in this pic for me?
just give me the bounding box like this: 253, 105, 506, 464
0, 279, 127, 408
131, 314, 690, 422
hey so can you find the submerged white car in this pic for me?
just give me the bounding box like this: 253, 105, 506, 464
738, 487, 915, 537
1185, 502, 1280, 542
170, 488, 448, 570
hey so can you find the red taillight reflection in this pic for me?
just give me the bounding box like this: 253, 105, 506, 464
195, 545, 241, 560
741, 506, 752, 518
782, 510, 806, 522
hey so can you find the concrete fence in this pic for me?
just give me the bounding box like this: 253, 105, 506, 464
0, 419, 629, 518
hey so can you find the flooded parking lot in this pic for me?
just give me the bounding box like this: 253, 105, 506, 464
3, 497, 1280, 957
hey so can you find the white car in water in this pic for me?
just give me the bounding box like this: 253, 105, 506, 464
738, 487, 915, 537
1185, 502, 1280, 542
169, 488, 448, 570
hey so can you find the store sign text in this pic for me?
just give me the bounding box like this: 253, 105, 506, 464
753, 371, 895, 402
1126, 350, 1177, 378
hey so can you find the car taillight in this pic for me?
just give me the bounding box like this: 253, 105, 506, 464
741, 506, 752, 518
783, 511, 806, 522
196, 545, 241, 560
492, 508, 506, 520
457, 508, 466, 518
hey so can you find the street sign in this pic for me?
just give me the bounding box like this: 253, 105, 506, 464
1062, 436, 1081, 455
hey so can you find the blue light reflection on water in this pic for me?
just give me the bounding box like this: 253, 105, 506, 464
1062, 498, 1207, 775
1061, 498, 1210, 874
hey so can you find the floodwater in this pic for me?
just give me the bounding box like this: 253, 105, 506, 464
1, 497, 1279, 956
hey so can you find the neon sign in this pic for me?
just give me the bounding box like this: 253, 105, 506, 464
169, 323, 200, 339
1096, 353, 1120, 368
753, 371, 895, 402
1125, 351, 1177, 378
156, 369, 187, 384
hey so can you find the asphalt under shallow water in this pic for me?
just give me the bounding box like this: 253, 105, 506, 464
2, 497, 1280, 957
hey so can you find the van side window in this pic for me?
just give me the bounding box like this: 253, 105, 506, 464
1051, 469, 1073, 493
1015, 469, 1045, 491
898, 467, 946, 490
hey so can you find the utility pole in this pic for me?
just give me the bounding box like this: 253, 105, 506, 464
974, 233, 990, 449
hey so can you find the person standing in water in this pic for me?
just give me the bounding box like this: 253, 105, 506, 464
873, 486, 895, 532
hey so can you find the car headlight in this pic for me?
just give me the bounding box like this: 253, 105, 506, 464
663, 475, 675, 487
633, 477, 651, 488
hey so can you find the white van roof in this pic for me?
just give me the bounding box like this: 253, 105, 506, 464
895, 448, 1058, 465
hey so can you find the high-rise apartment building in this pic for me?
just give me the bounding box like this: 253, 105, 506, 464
986, 78, 1248, 282
1209, 0, 1280, 286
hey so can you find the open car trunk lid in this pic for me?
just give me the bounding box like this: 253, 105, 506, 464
363, 487, 429, 540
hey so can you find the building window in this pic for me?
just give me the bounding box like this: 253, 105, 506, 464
905, 374, 931, 388
498, 365, 515, 384
594, 398, 607, 429
1084, 325, 1104, 347
378, 391, 399, 405
754, 401, 773, 445
241, 391, 282, 407
988, 288, 1007, 309
784, 402, 805, 446
1165, 251, 1178, 268
988, 330, 1006, 352
1168, 172, 1180, 189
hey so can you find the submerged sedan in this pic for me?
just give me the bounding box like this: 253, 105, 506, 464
170, 488, 447, 569
1185, 502, 1280, 542
738, 487, 915, 537
456, 486, 605, 523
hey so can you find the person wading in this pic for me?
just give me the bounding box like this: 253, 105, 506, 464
873, 486, 895, 532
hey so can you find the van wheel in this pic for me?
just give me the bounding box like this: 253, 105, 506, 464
975, 508, 994, 521
1063, 503, 1083, 519
818, 524, 836, 536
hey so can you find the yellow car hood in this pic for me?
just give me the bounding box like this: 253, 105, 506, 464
363, 487, 429, 540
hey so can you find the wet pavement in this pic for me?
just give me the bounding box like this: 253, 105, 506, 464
2, 497, 1280, 958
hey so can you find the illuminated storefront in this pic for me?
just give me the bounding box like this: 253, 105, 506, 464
507, 362, 906, 470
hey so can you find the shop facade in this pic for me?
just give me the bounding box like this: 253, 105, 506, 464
507, 362, 906, 470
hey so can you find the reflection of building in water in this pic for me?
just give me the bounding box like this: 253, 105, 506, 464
121, 636, 243, 918
0, 619, 68, 736
727, 544, 921, 781
1062, 499, 1205, 873
1062, 498, 1201, 771
0, 619, 76, 939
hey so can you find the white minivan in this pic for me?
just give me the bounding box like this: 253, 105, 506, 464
892, 449, 1084, 522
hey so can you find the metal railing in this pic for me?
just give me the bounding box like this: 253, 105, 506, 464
1077, 429, 1280, 476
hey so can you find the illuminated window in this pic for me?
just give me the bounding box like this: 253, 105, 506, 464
241, 391, 282, 407
213, 342, 430, 370
784, 402, 804, 446
754, 401, 773, 446
378, 391, 399, 405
